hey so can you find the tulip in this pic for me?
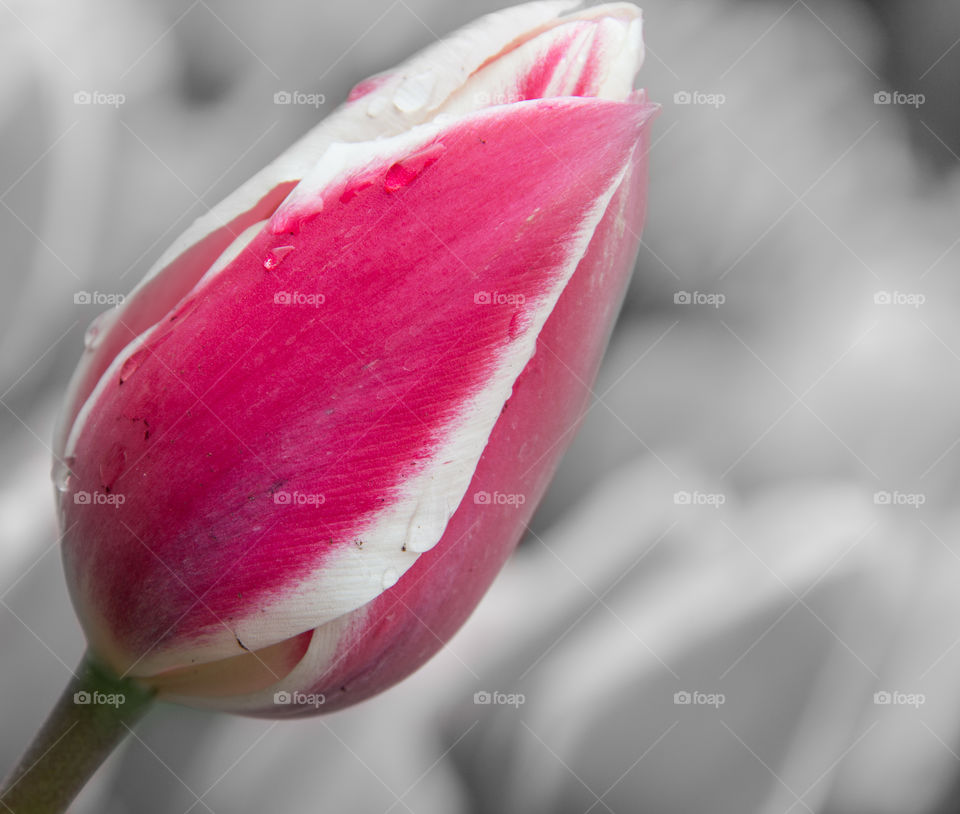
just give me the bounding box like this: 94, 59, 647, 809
48, 0, 656, 714
4, 0, 655, 809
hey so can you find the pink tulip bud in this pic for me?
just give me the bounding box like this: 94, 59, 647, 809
54, 1, 657, 715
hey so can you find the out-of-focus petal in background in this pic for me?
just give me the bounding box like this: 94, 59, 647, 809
2, 0, 960, 812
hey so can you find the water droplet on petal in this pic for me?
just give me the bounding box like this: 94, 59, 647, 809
271, 207, 314, 236
99, 443, 126, 491
405, 537, 431, 553
401, 492, 451, 553
52, 456, 76, 493
384, 142, 446, 192
263, 245, 295, 270
381, 567, 399, 589
118, 349, 147, 384
392, 70, 436, 113
340, 179, 374, 204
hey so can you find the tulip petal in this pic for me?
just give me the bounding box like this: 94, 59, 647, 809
61, 95, 655, 677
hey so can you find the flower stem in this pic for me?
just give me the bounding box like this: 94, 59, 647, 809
0, 650, 155, 814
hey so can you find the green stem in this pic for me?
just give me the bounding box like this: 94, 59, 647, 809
0, 650, 155, 814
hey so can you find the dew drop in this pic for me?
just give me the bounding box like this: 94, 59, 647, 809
383, 142, 446, 192
52, 456, 77, 493
381, 567, 399, 589
99, 443, 126, 491
392, 70, 436, 113
340, 179, 374, 204
270, 208, 313, 236
119, 348, 148, 384
263, 245, 295, 271
405, 535, 431, 553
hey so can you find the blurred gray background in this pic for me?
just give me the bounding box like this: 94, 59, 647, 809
3, 0, 960, 811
